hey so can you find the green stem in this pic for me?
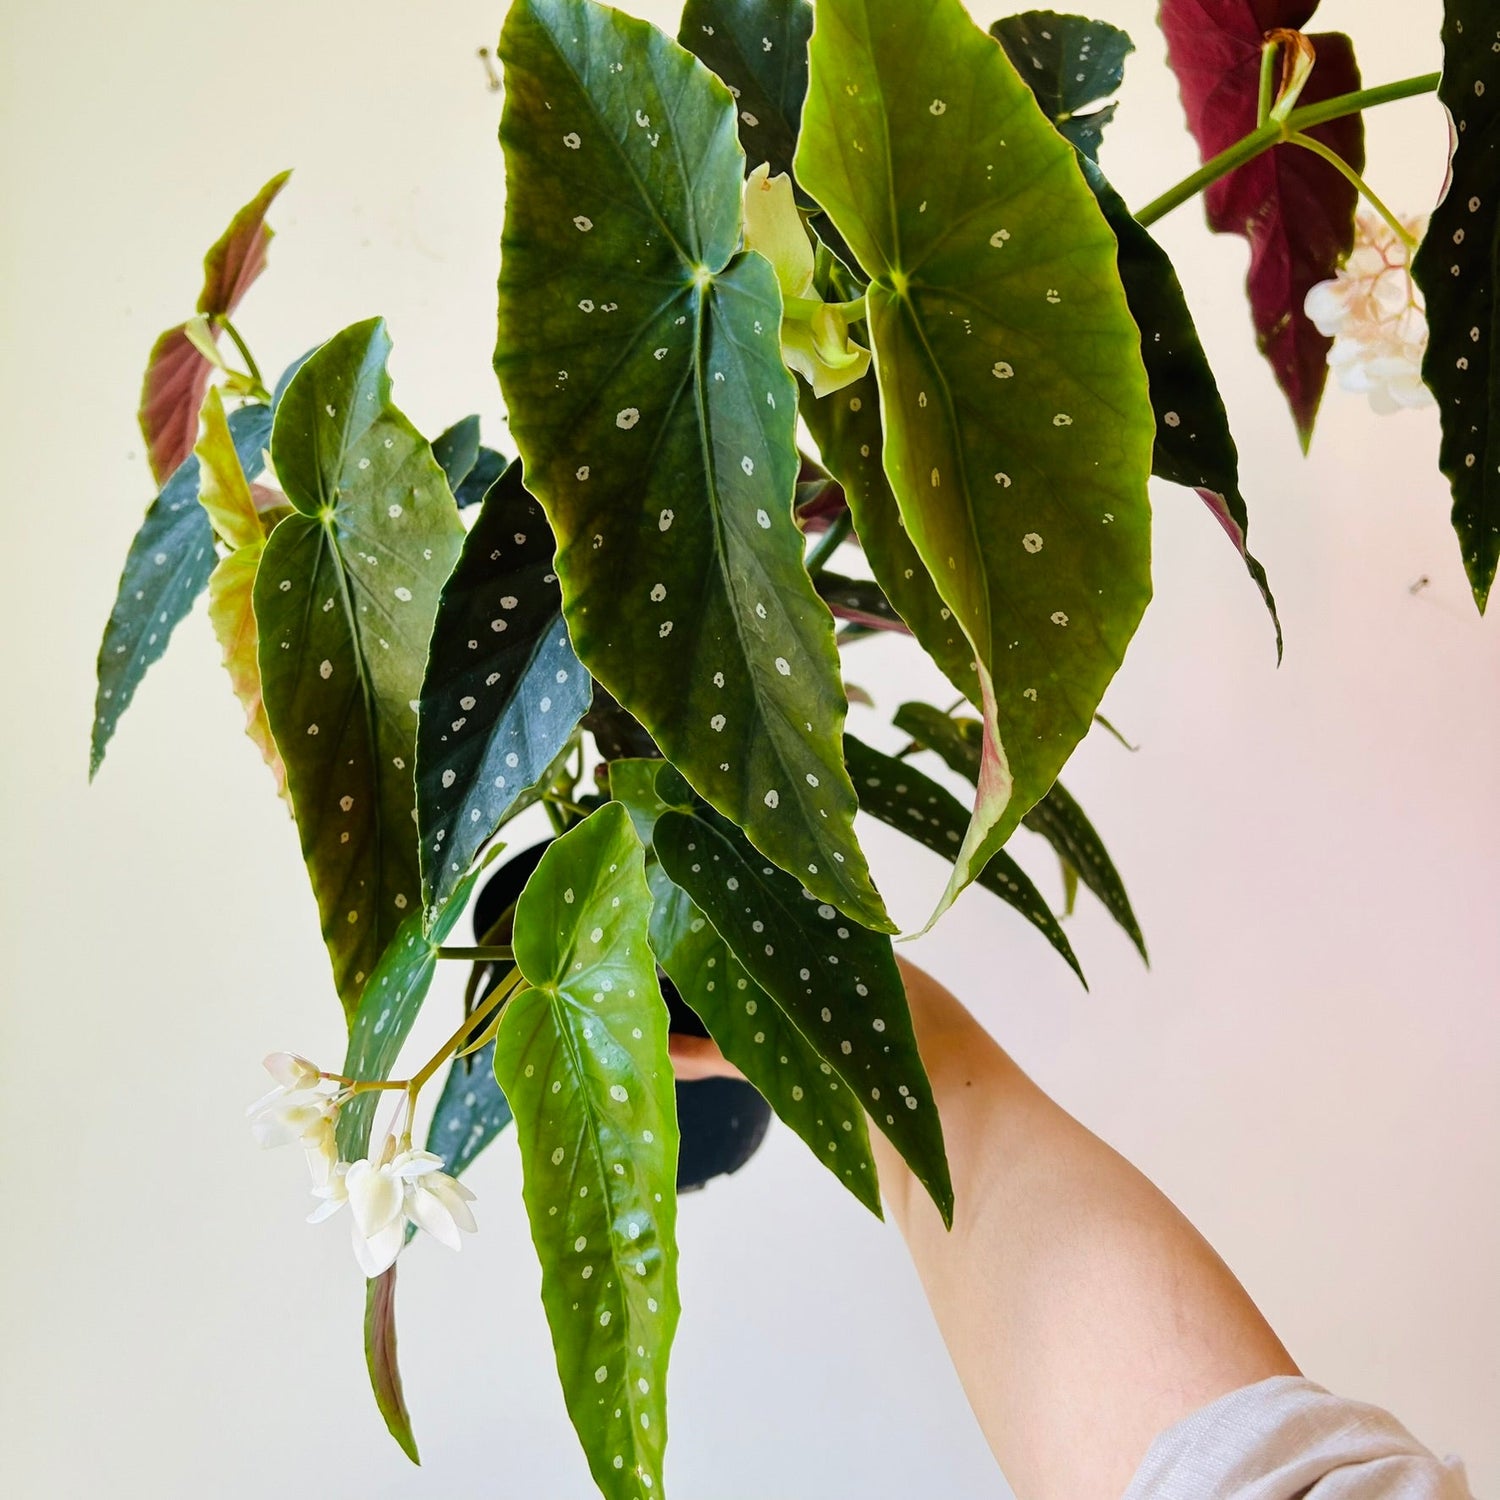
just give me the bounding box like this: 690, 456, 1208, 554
1135, 71, 1439, 228
437, 945, 515, 963
1256, 40, 1279, 127
215, 315, 267, 396
410, 967, 527, 1093
1287, 132, 1416, 247
805, 510, 854, 576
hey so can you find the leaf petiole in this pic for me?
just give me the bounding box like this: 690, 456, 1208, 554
436, 945, 516, 962
804, 509, 854, 576
1136, 71, 1439, 227
1287, 132, 1416, 247
214, 315, 270, 401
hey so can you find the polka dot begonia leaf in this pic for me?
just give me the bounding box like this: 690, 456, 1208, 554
494, 0, 892, 936
796, 0, 1154, 928
416, 460, 591, 926
644, 860, 883, 1217
336, 861, 492, 1163
651, 790, 953, 1226
258, 318, 465, 1022
894, 703, 1146, 965
842, 735, 1083, 987
90, 400, 273, 779
1412, 0, 1500, 613
495, 804, 680, 1500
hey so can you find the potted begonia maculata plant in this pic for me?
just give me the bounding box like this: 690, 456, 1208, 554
90, 0, 1490, 1490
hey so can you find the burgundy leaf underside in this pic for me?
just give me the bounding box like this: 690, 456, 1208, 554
1159, 0, 1363, 445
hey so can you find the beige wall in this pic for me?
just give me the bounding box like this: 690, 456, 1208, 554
1, 0, 1494, 1495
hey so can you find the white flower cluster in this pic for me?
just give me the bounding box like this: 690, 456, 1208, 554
248, 1053, 477, 1277
1304, 213, 1434, 416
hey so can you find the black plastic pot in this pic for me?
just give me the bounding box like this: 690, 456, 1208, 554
473, 840, 772, 1193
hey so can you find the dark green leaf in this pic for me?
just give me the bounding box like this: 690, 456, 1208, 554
91, 401, 273, 778
814, 571, 909, 633
495, 0, 891, 933
653, 795, 952, 1224
645, 860, 883, 1213
365, 1265, 420, 1465
417, 460, 591, 923
608, 757, 672, 845
801, 365, 977, 700
895, 702, 1145, 962
798, 0, 1155, 922
494, 804, 679, 1500
258, 318, 465, 1019
990, 34, 1281, 656
424, 1040, 514, 1179
336, 862, 489, 1161
431, 416, 482, 494
1024, 780, 1146, 962
843, 735, 1083, 985
679, 0, 813, 185
991, 10, 1133, 162
138, 171, 290, 484
454, 446, 508, 511
1413, 0, 1500, 612
272, 347, 318, 411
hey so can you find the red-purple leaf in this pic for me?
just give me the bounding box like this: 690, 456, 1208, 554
1159, 2, 1363, 447
137, 171, 290, 483
364, 1265, 420, 1464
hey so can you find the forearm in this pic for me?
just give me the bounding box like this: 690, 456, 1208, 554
876, 960, 1297, 1500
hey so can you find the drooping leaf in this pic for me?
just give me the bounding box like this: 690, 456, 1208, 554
195, 389, 289, 801
431, 416, 482, 494
678, 0, 813, 186
365, 1265, 420, 1465
801, 366, 978, 701
417, 460, 591, 923
455, 446, 508, 511
258, 319, 465, 1020
652, 792, 952, 1224
894, 702, 1145, 962
813, 571, 911, 633
91, 401, 273, 777
495, 0, 891, 933
991, 10, 1134, 162
336, 862, 491, 1161
1023, 780, 1147, 962
493, 804, 679, 1500
645, 859, 883, 1214
798, 0, 1155, 923
1412, 1, 1500, 612
424, 1040, 514, 1179
986, 31, 1282, 653
843, 735, 1084, 985
1084, 166, 1281, 654
138, 171, 290, 484
1157, 1, 1363, 447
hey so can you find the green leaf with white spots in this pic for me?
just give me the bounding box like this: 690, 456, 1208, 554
416, 460, 591, 924
991, 10, 1133, 162
337, 863, 491, 1161
90, 400, 273, 778
494, 0, 892, 935
652, 796, 952, 1224
494, 804, 679, 1500
1083, 162, 1280, 656
802, 366, 978, 702
797, 0, 1154, 926
895, 702, 1145, 963
843, 735, 1084, 985
644, 859, 883, 1214
814, 571, 909, 633
984, 21, 1279, 653
607, 758, 671, 845
424, 1040, 514, 1179
678, 0, 813, 186
258, 318, 465, 1021
1413, 0, 1500, 612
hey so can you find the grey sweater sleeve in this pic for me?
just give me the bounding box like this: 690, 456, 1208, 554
1121, 1376, 1476, 1500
